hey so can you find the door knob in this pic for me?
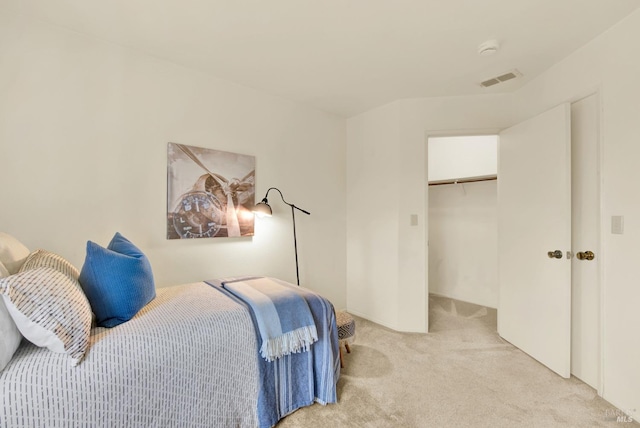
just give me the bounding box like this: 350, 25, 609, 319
576, 251, 595, 261
547, 250, 563, 259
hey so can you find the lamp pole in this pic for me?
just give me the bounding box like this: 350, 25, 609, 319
291, 204, 300, 285
253, 187, 310, 285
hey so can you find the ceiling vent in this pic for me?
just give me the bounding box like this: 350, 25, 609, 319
480, 70, 522, 88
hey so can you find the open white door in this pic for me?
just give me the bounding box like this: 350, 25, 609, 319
498, 103, 572, 378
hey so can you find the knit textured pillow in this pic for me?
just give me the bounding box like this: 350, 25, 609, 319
19, 249, 93, 320
0, 266, 92, 366
19, 249, 80, 282
79, 233, 156, 328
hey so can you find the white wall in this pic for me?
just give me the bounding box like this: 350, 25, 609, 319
346, 101, 400, 328
0, 13, 347, 308
347, 8, 640, 418
347, 94, 513, 332
428, 180, 498, 308
428, 135, 497, 182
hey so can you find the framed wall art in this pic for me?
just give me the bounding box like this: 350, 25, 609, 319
167, 143, 255, 239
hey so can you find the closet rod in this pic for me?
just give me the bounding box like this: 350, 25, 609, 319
428, 176, 497, 186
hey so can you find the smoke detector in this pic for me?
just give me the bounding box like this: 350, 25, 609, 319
480, 69, 523, 88
478, 39, 500, 56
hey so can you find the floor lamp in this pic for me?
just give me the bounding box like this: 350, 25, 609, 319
252, 187, 310, 285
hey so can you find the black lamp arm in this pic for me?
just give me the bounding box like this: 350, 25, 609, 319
262, 187, 311, 215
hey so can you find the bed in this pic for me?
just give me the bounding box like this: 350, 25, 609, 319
0, 233, 340, 428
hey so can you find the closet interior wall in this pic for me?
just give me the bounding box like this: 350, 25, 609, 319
428, 177, 498, 309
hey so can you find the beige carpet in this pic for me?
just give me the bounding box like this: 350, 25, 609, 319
278, 295, 637, 427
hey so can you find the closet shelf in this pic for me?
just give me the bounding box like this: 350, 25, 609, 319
428, 175, 497, 186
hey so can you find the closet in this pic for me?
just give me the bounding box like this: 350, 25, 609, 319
427, 135, 498, 310
426, 95, 601, 391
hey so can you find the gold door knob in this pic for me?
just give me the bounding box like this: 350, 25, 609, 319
576, 251, 595, 261
547, 250, 563, 259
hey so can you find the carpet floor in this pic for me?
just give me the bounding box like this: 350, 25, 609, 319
278, 295, 636, 427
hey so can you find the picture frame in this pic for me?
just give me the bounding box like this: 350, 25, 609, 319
167, 142, 255, 239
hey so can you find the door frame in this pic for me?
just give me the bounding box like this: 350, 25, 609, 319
423, 128, 502, 332
593, 90, 605, 396
568, 89, 605, 395
596, 90, 605, 397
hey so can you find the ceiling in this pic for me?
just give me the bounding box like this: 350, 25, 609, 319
5, 0, 640, 117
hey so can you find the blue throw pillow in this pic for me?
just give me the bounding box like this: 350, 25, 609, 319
79, 233, 156, 328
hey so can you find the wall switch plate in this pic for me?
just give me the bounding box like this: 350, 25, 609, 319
410, 214, 418, 226
612, 215, 624, 234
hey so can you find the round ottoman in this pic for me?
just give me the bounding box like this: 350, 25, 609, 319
336, 311, 356, 368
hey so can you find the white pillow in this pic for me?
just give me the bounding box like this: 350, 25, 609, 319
0, 261, 22, 371
0, 266, 92, 366
0, 232, 30, 371
0, 232, 31, 274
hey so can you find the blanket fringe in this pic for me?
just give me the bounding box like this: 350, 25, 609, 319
260, 325, 319, 362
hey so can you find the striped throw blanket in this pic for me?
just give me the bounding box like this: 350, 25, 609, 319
222, 277, 318, 361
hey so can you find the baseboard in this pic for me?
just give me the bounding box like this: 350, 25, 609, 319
344, 308, 400, 332
429, 291, 497, 309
